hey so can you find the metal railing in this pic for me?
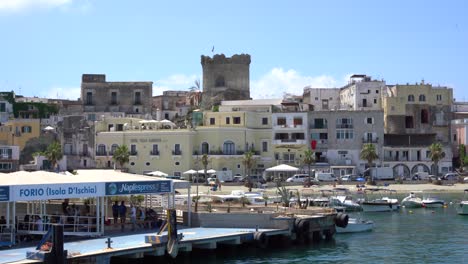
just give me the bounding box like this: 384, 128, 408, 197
362, 137, 379, 143
96, 151, 107, 156
172, 150, 182, 155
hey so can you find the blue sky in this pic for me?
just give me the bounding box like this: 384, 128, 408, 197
0, 0, 467, 100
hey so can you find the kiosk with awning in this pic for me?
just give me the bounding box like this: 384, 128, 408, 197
0, 170, 191, 247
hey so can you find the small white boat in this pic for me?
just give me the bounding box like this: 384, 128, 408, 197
336, 218, 374, 233
422, 196, 445, 208
360, 188, 399, 212
456, 189, 468, 215
401, 192, 423, 208
329, 195, 362, 211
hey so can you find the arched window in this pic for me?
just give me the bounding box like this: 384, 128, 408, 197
419, 94, 426, 102
201, 142, 209, 155
421, 109, 429, 124
408, 95, 415, 102
223, 140, 235, 155
215, 76, 225, 87
97, 144, 106, 155
111, 144, 119, 155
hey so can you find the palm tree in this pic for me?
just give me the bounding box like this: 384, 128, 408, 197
360, 143, 379, 182
201, 153, 209, 181
303, 149, 315, 183
112, 145, 130, 170
429, 143, 445, 177
44, 141, 63, 171
242, 150, 256, 192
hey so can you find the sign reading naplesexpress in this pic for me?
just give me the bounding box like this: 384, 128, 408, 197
12, 183, 104, 201
105, 180, 172, 196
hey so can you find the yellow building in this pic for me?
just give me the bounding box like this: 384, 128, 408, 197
0, 119, 41, 150
94, 109, 276, 177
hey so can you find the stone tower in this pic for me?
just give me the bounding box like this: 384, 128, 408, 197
200, 54, 251, 109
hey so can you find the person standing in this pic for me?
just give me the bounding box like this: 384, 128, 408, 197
112, 201, 119, 224
130, 204, 137, 231
119, 201, 127, 231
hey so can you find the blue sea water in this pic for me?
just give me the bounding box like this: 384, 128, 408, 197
125, 193, 468, 264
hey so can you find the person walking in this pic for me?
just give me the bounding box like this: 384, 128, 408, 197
112, 201, 119, 224
119, 201, 127, 231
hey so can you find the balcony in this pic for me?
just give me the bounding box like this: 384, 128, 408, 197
0, 155, 12, 160
362, 137, 379, 143
130, 151, 138, 156
273, 139, 307, 144
150, 150, 160, 156
336, 124, 353, 129
172, 150, 182, 156
96, 151, 107, 156
433, 120, 449, 127
310, 124, 327, 129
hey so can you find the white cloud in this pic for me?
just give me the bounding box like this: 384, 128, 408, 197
153, 74, 200, 96
250, 68, 344, 99
0, 0, 72, 12
44, 86, 81, 100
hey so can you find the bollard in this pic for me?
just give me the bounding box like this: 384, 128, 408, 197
105, 237, 113, 249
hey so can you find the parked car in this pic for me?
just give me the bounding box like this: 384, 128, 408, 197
341, 174, 358, 181
242, 175, 266, 184
233, 176, 244, 182
412, 172, 432, 180
442, 172, 459, 181
286, 174, 309, 183
464, 176, 468, 183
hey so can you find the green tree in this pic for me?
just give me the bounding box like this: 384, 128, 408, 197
242, 150, 256, 192
360, 143, 379, 182
429, 143, 445, 177
44, 141, 63, 171
303, 149, 316, 183
201, 153, 210, 181
459, 144, 467, 172
112, 145, 130, 170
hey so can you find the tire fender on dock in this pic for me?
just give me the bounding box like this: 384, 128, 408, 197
254, 232, 268, 248
334, 213, 349, 228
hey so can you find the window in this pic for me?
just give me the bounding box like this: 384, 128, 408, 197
421, 109, 429, 124
21, 126, 32, 133
277, 117, 286, 126
408, 95, 414, 102
151, 144, 159, 155
336, 118, 353, 128
86, 92, 93, 105
210, 118, 215, 125
262, 117, 268, 125
405, 116, 414, 128
215, 76, 225, 87
283, 152, 295, 163
130, 144, 137, 155
0, 163, 12, 170
111, 144, 118, 155
262, 141, 268, 152
87, 114, 96, 121
366, 117, 373, 124
97, 144, 106, 155
64, 144, 72, 155
233, 117, 241, 124
223, 140, 235, 155
374, 98, 377, 104
134, 92, 141, 105
174, 144, 181, 155
376, 90, 379, 94
111, 92, 117, 105
419, 94, 426, 102
201, 142, 209, 155
0, 103, 5, 112
322, 99, 329, 110
293, 117, 303, 126
436, 94, 442, 101
313, 118, 327, 129
336, 129, 354, 140
453, 134, 457, 142
225, 117, 230, 124
315, 97, 318, 101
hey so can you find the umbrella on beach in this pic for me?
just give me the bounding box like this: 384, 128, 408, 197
206, 169, 216, 174
183, 169, 197, 174
147, 171, 168, 177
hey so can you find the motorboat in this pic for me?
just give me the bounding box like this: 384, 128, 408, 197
330, 188, 362, 211
422, 196, 445, 208
401, 192, 423, 208
360, 188, 399, 212
456, 189, 468, 215
336, 217, 374, 233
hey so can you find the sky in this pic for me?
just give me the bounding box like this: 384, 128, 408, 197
0, 0, 467, 101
